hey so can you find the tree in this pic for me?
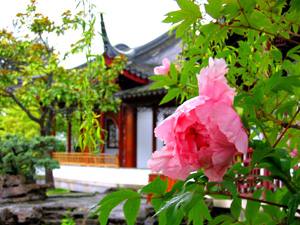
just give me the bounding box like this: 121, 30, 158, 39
0, 0, 125, 184
0, 107, 39, 138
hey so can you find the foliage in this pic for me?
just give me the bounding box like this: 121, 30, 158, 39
61, 215, 76, 225
0, 135, 60, 180
0, 107, 40, 138
97, 0, 300, 224
0, 0, 125, 151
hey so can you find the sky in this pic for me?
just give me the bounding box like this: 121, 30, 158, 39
0, 0, 179, 68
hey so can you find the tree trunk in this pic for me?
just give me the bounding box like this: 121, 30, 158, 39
40, 109, 55, 188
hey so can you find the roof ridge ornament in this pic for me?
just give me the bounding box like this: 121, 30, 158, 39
100, 13, 135, 58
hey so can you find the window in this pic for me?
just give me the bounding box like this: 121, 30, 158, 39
106, 119, 119, 148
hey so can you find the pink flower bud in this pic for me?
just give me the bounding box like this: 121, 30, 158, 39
290, 148, 298, 158
154, 58, 170, 75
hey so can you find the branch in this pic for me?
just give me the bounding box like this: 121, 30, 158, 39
206, 191, 300, 214
273, 106, 300, 147
225, 24, 300, 45
263, 111, 300, 130
7, 91, 41, 124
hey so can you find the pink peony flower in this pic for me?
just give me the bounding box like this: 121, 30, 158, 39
148, 58, 248, 182
290, 148, 298, 158
154, 58, 170, 75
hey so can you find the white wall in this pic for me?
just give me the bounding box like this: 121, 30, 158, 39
137, 107, 153, 169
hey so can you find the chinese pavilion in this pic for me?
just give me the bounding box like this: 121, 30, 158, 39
53, 14, 182, 170
101, 14, 181, 169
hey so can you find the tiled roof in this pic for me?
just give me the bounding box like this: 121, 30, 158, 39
100, 14, 182, 80
115, 84, 166, 99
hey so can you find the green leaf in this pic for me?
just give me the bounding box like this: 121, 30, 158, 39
205, 0, 223, 18
97, 189, 139, 225
253, 212, 274, 225
222, 178, 238, 197
177, 0, 201, 15
169, 64, 178, 82
160, 88, 180, 105
140, 176, 168, 195
156, 192, 192, 215
165, 207, 184, 225
249, 10, 274, 31
230, 197, 241, 220
251, 141, 273, 166
151, 198, 167, 225
188, 202, 204, 225
164, 10, 187, 24
287, 193, 300, 224
209, 215, 235, 225
239, 0, 256, 13
123, 198, 141, 225
245, 190, 262, 223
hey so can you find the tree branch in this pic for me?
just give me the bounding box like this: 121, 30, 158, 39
6, 91, 41, 124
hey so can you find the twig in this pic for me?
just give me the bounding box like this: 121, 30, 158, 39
273, 106, 300, 147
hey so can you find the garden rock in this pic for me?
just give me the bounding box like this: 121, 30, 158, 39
0, 175, 48, 204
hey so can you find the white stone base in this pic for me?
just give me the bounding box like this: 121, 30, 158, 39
38, 165, 151, 193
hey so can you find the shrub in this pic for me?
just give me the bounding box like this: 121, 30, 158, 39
0, 135, 60, 181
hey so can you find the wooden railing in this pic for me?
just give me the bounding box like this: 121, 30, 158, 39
52, 152, 119, 168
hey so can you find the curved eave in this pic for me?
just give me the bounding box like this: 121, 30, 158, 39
104, 54, 149, 84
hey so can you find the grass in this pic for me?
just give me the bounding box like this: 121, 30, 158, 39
46, 188, 71, 196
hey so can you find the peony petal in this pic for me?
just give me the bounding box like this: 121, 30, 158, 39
211, 102, 248, 154
197, 58, 234, 105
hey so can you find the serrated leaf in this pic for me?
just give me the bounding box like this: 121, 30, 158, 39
163, 10, 186, 24
177, 0, 201, 15
205, 0, 223, 18
123, 198, 141, 225
249, 10, 274, 31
